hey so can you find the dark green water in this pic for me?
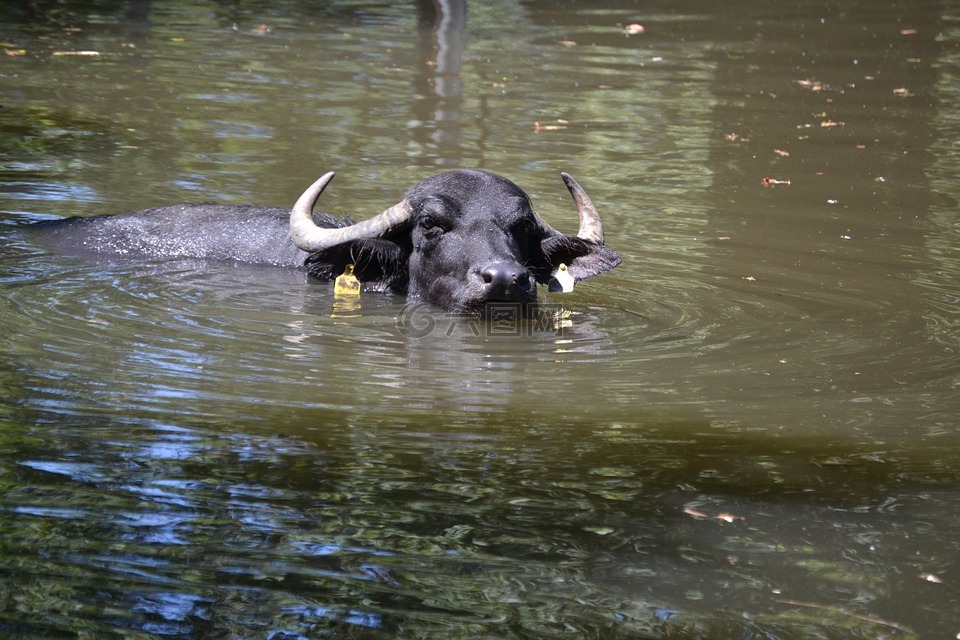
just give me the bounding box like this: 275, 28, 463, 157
2, 0, 959, 637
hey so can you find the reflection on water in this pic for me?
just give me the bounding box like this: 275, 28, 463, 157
6, 408, 960, 637
2, 0, 960, 637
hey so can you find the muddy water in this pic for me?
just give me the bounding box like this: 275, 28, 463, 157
1, 0, 959, 637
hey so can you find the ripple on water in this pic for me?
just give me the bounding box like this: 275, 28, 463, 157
2, 222, 952, 440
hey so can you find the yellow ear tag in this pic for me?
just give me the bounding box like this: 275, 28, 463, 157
334, 264, 361, 296
548, 262, 575, 293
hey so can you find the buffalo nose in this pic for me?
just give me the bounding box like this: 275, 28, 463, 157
477, 262, 532, 299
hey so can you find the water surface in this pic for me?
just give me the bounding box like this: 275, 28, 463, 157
2, 0, 959, 637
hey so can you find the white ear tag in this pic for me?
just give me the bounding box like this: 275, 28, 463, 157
548, 263, 575, 293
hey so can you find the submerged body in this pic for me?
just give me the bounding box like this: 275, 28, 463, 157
38, 204, 307, 267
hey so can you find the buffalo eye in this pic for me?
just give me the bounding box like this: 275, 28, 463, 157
417, 201, 452, 238
418, 214, 449, 244
511, 217, 537, 237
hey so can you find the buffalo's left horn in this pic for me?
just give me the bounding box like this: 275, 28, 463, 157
289, 172, 414, 252
561, 172, 604, 245
534, 173, 606, 244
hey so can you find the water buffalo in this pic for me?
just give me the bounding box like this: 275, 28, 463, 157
37, 169, 621, 312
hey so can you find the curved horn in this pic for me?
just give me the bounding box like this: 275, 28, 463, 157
290, 172, 414, 252
533, 173, 606, 244
560, 172, 604, 244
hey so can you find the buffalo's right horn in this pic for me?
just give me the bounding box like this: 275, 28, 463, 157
290, 172, 414, 252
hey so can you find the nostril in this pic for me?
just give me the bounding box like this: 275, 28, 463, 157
478, 263, 531, 289
514, 267, 532, 289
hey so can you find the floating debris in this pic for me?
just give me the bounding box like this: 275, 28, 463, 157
797, 78, 843, 93
683, 507, 745, 523
534, 120, 568, 132
762, 177, 791, 187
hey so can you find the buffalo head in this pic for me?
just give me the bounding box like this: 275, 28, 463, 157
290, 169, 621, 312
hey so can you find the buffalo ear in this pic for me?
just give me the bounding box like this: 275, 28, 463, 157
303, 239, 409, 294
538, 235, 622, 282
